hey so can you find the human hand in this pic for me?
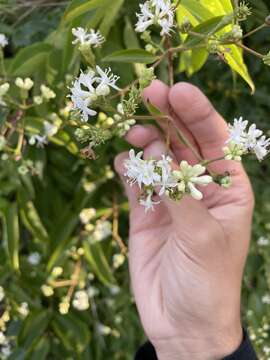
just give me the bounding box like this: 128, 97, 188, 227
115, 80, 254, 360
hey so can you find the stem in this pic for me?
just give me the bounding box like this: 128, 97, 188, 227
0, 50, 6, 79
112, 194, 127, 255
242, 23, 266, 39
201, 156, 226, 166
165, 36, 174, 86
236, 42, 264, 59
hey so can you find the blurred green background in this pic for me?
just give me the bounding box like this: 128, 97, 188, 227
0, 0, 270, 359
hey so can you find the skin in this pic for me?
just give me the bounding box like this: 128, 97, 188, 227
114, 80, 254, 360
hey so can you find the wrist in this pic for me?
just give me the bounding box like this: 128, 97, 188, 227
154, 324, 243, 360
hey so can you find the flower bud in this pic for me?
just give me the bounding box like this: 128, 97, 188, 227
263, 51, 270, 66
15, 77, 33, 90
40, 85, 56, 100
0, 83, 9, 96
265, 15, 270, 26
235, 1, 252, 21
96, 83, 110, 96
33, 96, 43, 105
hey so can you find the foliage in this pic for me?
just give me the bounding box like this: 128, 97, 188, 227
0, 0, 270, 358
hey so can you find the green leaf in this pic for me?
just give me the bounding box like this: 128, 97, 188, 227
124, 17, 140, 49
103, 49, 158, 64
51, 313, 91, 353
18, 310, 50, 350
2, 203, 20, 271
18, 195, 49, 244
29, 337, 50, 360
83, 240, 116, 286
62, 0, 109, 24
223, 45, 255, 94
98, 0, 124, 37
145, 100, 165, 117
8, 43, 52, 76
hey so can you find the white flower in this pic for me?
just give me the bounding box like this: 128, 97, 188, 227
0, 34, 8, 48
97, 323, 111, 335
172, 161, 213, 200
0, 332, 7, 345
72, 290, 89, 311
253, 135, 270, 161
0, 286, 5, 302
40, 85, 56, 100
27, 252, 41, 265
258, 236, 269, 246
112, 253, 125, 269
41, 285, 54, 297
156, 155, 177, 195
15, 77, 34, 90
0, 83, 9, 97
79, 208, 96, 224
124, 149, 160, 188
33, 96, 43, 105
262, 294, 270, 304
135, 0, 175, 36
95, 66, 120, 96
29, 135, 48, 148
0, 83, 9, 106
139, 191, 160, 212
227, 117, 248, 145
69, 71, 97, 122
92, 220, 112, 242
72, 27, 105, 47
226, 117, 270, 161
1, 344, 11, 359
44, 121, 58, 137
18, 302, 29, 317
223, 142, 245, 161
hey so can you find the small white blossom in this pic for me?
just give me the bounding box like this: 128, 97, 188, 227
258, 236, 269, 246
112, 253, 125, 269
72, 290, 89, 311
0, 83, 9, 106
156, 155, 177, 195
172, 161, 213, 200
27, 252, 41, 265
124, 149, 160, 188
79, 208, 96, 224
40, 85, 56, 100
95, 66, 120, 96
44, 121, 58, 137
51, 266, 63, 278
226, 117, 270, 161
262, 294, 270, 304
18, 302, 29, 317
97, 323, 111, 335
0, 332, 7, 345
139, 191, 161, 212
0, 34, 8, 48
15, 77, 34, 90
135, 0, 175, 36
29, 135, 48, 148
0, 286, 4, 302
92, 220, 112, 242
72, 27, 105, 47
41, 284, 54, 297
1, 344, 11, 359
33, 96, 43, 105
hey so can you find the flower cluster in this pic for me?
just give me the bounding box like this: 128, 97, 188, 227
69, 67, 120, 122
72, 27, 105, 48
224, 117, 270, 161
29, 120, 59, 148
124, 149, 213, 212
135, 0, 175, 36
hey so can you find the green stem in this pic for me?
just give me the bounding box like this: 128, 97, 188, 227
201, 156, 225, 166
236, 42, 264, 59
242, 23, 266, 39
0, 50, 6, 79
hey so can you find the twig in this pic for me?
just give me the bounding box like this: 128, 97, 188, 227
112, 194, 127, 254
